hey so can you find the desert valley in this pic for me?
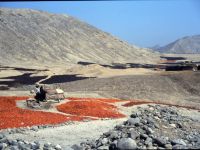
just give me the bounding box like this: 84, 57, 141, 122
0, 7, 200, 150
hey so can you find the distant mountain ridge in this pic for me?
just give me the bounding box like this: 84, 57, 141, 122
0, 8, 159, 67
152, 35, 200, 54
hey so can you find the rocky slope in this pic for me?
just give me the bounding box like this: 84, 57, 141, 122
74, 105, 200, 150
153, 35, 200, 54
0, 8, 159, 67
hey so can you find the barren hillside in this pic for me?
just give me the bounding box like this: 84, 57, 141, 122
0, 8, 159, 67
153, 35, 200, 54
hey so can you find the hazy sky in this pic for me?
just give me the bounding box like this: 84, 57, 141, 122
1, 0, 200, 47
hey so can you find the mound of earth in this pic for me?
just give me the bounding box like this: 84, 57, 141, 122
65, 64, 157, 78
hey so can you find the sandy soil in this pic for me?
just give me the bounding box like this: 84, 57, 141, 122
65, 64, 158, 78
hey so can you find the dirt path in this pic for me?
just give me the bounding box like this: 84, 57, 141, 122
5, 118, 127, 149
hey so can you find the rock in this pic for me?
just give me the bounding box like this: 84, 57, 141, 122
30, 142, 40, 149
128, 130, 139, 140
109, 143, 117, 150
147, 145, 155, 149
33, 141, 40, 148
71, 144, 84, 150
121, 133, 128, 138
110, 131, 119, 140
141, 145, 147, 149
31, 126, 38, 132
158, 146, 165, 149
18, 143, 31, 150
176, 123, 183, 128
55, 144, 62, 150
117, 138, 137, 150
147, 127, 154, 134
143, 126, 154, 135
11, 140, 18, 146
172, 144, 187, 149
10, 146, 19, 150
171, 139, 186, 146
130, 113, 137, 118
127, 118, 140, 126
169, 124, 176, 128
101, 138, 108, 145
115, 124, 124, 130
0, 143, 8, 149
146, 117, 155, 126
154, 123, 160, 129
0, 134, 5, 139
164, 143, 172, 149
97, 145, 109, 150
140, 134, 148, 140
0, 137, 8, 143
145, 137, 153, 146
44, 142, 52, 147
23, 140, 29, 145
87, 140, 96, 148
154, 137, 167, 146
103, 131, 111, 137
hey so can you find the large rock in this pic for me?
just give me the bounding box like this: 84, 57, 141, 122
71, 144, 84, 150
128, 130, 139, 140
127, 118, 140, 126
117, 138, 137, 150
154, 136, 168, 146
171, 139, 187, 146
0, 143, 8, 149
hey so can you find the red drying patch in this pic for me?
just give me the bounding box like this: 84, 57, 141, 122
123, 100, 153, 107
68, 97, 123, 103
0, 96, 84, 129
57, 100, 126, 118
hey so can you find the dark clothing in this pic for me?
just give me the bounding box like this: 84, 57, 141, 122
34, 86, 46, 103
40, 86, 46, 101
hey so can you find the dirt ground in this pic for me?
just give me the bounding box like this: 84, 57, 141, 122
1, 63, 200, 109
57, 71, 200, 109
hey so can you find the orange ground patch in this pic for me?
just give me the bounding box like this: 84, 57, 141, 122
122, 100, 153, 107
0, 96, 84, 129
68, 97, 124, 103
57, 99, 126, 118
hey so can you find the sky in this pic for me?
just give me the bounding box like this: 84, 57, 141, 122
0, 0, 200, 48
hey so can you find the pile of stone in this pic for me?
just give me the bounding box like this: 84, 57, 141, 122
0, 134, 62, 150
72, 105, 200, 150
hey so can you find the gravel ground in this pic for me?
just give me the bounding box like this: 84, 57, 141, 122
3, 118, 127, 149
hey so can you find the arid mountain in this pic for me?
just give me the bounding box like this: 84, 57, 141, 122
153, 35, 200, 54
0, 8, 159, 67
